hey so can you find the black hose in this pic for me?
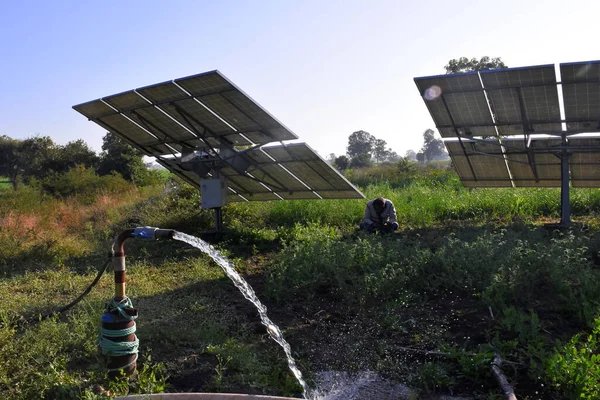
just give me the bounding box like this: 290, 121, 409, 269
20, 258, 112, 326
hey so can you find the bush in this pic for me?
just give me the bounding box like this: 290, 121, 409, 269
41, 165, 132, 202
547, 318, 600, 399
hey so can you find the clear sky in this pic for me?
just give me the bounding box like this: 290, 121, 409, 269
1, 0, 599, 159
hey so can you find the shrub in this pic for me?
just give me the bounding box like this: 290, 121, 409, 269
41, 165, 131, 202
547, 318, 600, 399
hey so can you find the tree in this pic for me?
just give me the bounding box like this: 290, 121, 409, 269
97, 132, 147, 183
445, 56, 507, 74
0, 135, 59, 189
372, 138, 390, 163
53, 140, 99, 173
333, 155, 349, 171
347, 130, 375, 158
0, 136, 24, 190
397, 157, 417, 176
421, 129, 447, 162
349, 153, 372, 169
386, 150, 399, 162
20, 136, 56, 180
405, 150, 417, 161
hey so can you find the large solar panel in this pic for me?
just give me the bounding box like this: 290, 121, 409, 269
502, 137, 561, 187
568, 137, 600, 187
445, 139, 512, 186
414, 72, 496, 138
74, 71, 364, 203
480, 65, 562, 136
73, 71, 298, 155
416, 61, 600, 191
560, 61, 600, 134
156, 143, 362, 200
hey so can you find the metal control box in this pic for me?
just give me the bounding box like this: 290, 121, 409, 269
200, 178, 227, 208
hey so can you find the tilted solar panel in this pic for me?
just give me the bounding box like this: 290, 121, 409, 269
175, 71, 298, 143
73, 70, 299, 155
445, 139, 511, 186
481, 65, 562, 136
414, 72, 496, 138
568, 137, 600, 187
502, 137, 561, 187
152, 143, 363, 202
560, 61, 600, 133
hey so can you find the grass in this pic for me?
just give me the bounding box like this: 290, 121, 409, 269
3, 164, 600, 398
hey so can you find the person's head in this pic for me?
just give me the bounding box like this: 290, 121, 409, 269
373, 197, 386, 212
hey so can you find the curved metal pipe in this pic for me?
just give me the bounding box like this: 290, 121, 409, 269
112, 228, 135, 299
103, 227, 175, 376
110, 227, 176, 298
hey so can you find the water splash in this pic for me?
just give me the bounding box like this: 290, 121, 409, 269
172, 231, 309, 397
311, 371, 414, 400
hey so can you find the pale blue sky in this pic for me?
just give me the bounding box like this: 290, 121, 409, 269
1, 0, 598, 158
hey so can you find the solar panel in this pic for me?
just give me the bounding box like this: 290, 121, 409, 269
445, 139, 512, 186
414, 72, 496, 138
74, 71, 364, 206
258, 143, 364, 198
560, 61, 600, 133
568, 137, 600, 187
502, 137, 561, 187
174, 71, 298, 143
480, 65, 562, 136
73, 71, 299, 152
152, 143, 362, 201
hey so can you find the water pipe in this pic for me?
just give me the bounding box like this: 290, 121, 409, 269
100, 227, 175, 376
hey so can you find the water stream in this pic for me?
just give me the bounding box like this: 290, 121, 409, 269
172, 231, 471, 400
172, 231, 310, 397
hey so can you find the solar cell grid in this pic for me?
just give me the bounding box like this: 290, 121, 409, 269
103, 91, 149, 112
175, 71, 234, 97
560, 62, 600, 133
198, 93, 262, 132
137, 81, 189, 104
415, 72, 496, 137
73, 100, 115, 120
568, 138, 600, 186
132, 106, 198, 142
481, 66, 562, 136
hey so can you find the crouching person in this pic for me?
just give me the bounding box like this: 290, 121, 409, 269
360, 197, 399, 233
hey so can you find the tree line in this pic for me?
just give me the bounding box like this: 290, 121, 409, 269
0, 132, 158, 190
330, 128, 448, 171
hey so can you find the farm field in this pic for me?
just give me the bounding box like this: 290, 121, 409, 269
1, 166, 600, 399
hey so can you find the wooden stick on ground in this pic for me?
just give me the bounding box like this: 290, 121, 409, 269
491, 353, 517, 400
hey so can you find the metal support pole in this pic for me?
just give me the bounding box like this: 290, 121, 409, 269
560, 135, 571, 227
214, 207, 223, 232
211, 168, 224, 232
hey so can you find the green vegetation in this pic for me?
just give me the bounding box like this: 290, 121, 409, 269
3, 157, 600, 399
